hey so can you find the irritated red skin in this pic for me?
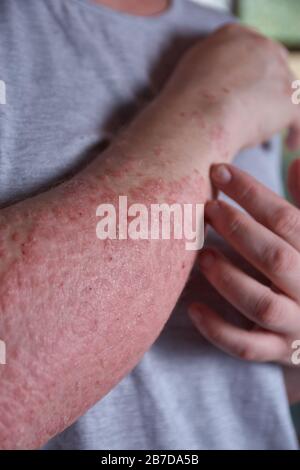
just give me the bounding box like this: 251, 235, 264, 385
0, 172, 203, 448
0, 95, 227, 449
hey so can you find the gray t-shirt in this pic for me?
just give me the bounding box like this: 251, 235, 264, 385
0, 0, 297, 450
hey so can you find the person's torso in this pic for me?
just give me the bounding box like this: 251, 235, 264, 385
0, 0, 297, 450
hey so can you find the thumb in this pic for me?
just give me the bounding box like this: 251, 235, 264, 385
288, 158, 300, 207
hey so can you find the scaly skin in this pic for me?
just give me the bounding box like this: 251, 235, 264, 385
0, 93, 230, 448
1, 22, 300, 447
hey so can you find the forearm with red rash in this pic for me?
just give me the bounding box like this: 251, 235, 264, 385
0, 97, 230, 448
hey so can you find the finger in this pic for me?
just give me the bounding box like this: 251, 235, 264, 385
288, 158, 300, 208
188, 303, 287, 363
205, 200, 300, 302
198, 248, 300, 335
211, 164, 300, 252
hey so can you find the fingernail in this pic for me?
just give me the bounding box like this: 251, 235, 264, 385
205, 200, 220, 218
199, 249, 215, 269
211, 165, 232, 185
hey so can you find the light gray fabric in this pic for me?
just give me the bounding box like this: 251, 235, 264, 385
0, 0, 297, 450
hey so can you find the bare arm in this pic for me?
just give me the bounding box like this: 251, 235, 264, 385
1, 25, 299, 449
0, 75, 232, 450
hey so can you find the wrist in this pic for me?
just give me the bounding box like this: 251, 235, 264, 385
159, 85, 240, 165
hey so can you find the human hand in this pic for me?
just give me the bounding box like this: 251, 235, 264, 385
188, 160, 300, 366
164, 24, 300, 156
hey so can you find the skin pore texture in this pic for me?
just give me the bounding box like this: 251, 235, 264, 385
0, 85, 232, 448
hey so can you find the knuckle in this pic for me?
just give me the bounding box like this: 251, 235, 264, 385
239, 183, 259, 204
272, 207, 300, 238
253, 293, 282, 327
261, 245, 294, 275
227, 214, 242, 238
206, 325, 224, 345
216, 266, 233, 291
236, 344, 258, 362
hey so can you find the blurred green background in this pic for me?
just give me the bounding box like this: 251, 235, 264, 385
238, 0, 300, 46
